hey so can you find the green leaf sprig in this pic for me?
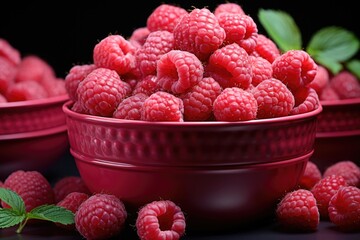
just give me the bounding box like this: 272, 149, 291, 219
0, 187, 74, 234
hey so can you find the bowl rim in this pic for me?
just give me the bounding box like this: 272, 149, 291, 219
0, 94, 69, 109
0, 125, 67, 141
320, 97, 360, 106
63, 100, 323, 126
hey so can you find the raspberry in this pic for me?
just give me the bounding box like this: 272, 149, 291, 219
173, 7, 226, 61
290, 87, 320, 115
276, 189, 319, 231
213, 2, 245, 17
213, 87, 257, 121
14, 55, 56, 83
272, 49, 318, 91
113, 93, 148, 120
56, 192, 90, 231
217, 13, 258, 54
75, 193, 127, 240
311, 174, 348, 219
0, 93, 7, 103
64, 63, 98, 101
249, 55, 273, 86
93, 34, 137, 75
53, 176, 91, 203
252, 78, 295, 119
298, 161, 322, 190
2, 170, 55, 212
0, 38, 21, 66
329, 70, 360, 99
146, 4, 188, 33
179, 77, 222, 121
328, 186, 360, 231
251, 34, 280, 63
319, 84, 340, 101
6, 80, 48, 102
42, 77, 67, 97
128, 27, 150, 48
135, 30, 174, 77
306, 65, 329, 96
323, 161, 360, 187
76, 68, 129, 117
133, 75, 162, 96
157, 50, 203, 94
141, 91, 184, 122
0, 56, 17, 95
204, 43, 252, 89
135, 200, 186, 240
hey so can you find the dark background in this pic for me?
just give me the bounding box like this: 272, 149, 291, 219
1, 0, 359, 79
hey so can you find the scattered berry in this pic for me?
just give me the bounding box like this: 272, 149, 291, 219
53, 176, 91, 203
323, 161, 360, 187
298, 161, 322, 190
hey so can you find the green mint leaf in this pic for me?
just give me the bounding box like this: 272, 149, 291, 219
258, 8, 302, 52
315, 55, 343, 75
0, 188, 26, 215
345, 59, 360, 79
28, 205, 75, 225
0, 208, 25, 228
307, 26, 360, 63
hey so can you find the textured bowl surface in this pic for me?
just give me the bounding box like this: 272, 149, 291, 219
0, 94, 69, 135
63, 100, 322, 166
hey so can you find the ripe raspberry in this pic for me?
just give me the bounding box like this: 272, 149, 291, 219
128, 27, 150, 48
306, 65, 329, 96
179, 77, 222, 121
328, 186, 360, 231
272, 50, 318, 91
141, 91, 184, 122
204, 43, 252, 89
323, 161, 360, 187
290, 87, 320, 115
113, 93, 148, 120
213, 87, 257, 121
252, 78, 295, 119
53, 176, 91, 203
6, 80, 48, 102
251, 34, 280, 63
311, 174, 348, 219
0, 93, 7, 103
93, 34, 137, 75
0, 38, 21, 66
0, 56, 17, 95
217, 13, 258, 54
298, 161, 322, 190
42, 77, 67, 97
76, 68, 129, 117
133, 75, 162, 96
157, 50, 203, 94
146, 4, 188, 33
2, 170, 55, 212
249, 55, 273, 86
329, 70, 360, 99
214, 2, 245, 17
15, 55, 56, 83
136, 200, 186, 240
75, 193, 127, 240
319, 84, 340, 101
173, 7, 226, 61
276, 189, 319, 231
64, 64, 98, 101
56, 192, 90, 231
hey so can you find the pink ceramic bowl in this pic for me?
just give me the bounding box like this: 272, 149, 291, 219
311, 98, 360, 171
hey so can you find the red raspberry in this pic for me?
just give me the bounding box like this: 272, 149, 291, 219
56, 192, 90, 231
136, 200, 186, 240
135, 30, 174, 77
0, 56, 17, 95
157, 50, 203, 94
133, 75, 162, 96
53, 176, 91, 203
6, 80, 48, 102
252, 78, 295, 119
298, 161, 322, 190
249, 55, 273, 86
319, 84, 340, 101
146, 4, 188, 33
217, 13, 258, 54
75, 193, 127, 240
251, 34, 280, 63
141, 91, 184, 122
42, 77, 67, 97
329, 70, 360, 99
2, 170, 55, 212
128, 27, 150, 48
173, 7, 226, 61
323, 161, 360, 187
214, 2, 245, 17
64, 64, 98, 101
15, 55, 56, 83
113, 93, 148, 120
180, 77, 222, 121
76, 68, 129, 117
272, 50, 318, 91
311, 174, 348, 219
205, 43, 252, 89
328, 186, 360, 231
290, 87, 320, 115
306, 65, 329, 96
0, 93, 6, 103
93, 34, 137, 75
0, 38, 21, 66
213, 87, 257, 121
71, 101, 88, 114
276, 189, 319, 231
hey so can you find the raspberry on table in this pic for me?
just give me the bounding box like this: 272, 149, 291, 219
298, 161, 322, 190
6, 80, 48, 102
213, 2, 245, 17
113, 93, 148, 120
249, 55, 273, 87
290, 87, 320, 115
53, 176, 91, 203
328, 186, 360, 231
323, 161, 360, 187
75, 193, 127, 240
276, 189, 319, 231
135, 200, 186, 240
0, 38, 21, 66
329, 70, 360, 99
251, 34, 280, 63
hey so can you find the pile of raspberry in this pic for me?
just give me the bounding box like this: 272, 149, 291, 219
0, 38, 66, 103
65, 2, 321, 122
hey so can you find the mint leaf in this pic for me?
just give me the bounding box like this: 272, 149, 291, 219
0, 208, 25, 228
345, 59, 360, 79
0, 188, 26, 215
258, 8, 302, 52
314, 55, 343, 75
28, 205, 74, 225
